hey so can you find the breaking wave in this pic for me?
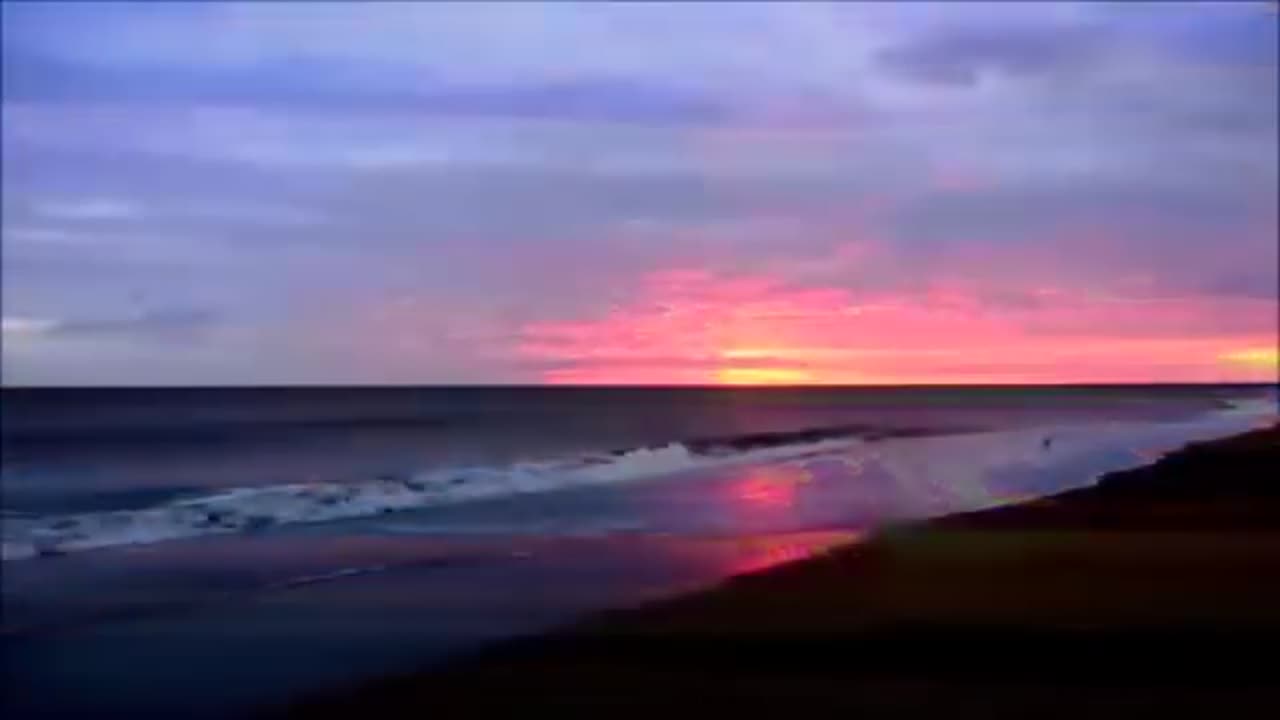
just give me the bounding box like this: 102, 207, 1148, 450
1, 426, 889, 561
4, 396, 1274, 563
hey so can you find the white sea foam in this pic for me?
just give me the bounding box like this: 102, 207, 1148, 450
1, 436, 861, 561
4, 397, 1273, 562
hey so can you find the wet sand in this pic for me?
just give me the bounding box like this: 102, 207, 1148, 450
280, 424, 1280, 718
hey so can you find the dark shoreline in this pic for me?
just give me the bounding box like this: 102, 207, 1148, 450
279, 424, 1280, 718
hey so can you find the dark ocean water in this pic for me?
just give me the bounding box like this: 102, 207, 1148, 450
0, 385, 1254, 515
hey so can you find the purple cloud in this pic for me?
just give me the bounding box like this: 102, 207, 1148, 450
2, 1, 1274, 384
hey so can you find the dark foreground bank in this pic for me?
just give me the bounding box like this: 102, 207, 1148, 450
279, 424, 1280, 719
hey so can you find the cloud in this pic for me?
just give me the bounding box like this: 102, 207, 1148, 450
517, 267, 1278, 384
2, 2, 1274, 385
873, 3, 1277, 89
32, 197, 140, 221
3, 52, 737, 125
1, 309, 219, 342
1, 2, 874, 92
874, 22, 1111, 86
1, 316, 59, 337
2, 227, 85, 244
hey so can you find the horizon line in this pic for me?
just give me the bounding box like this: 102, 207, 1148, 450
5, 381, 1276, 391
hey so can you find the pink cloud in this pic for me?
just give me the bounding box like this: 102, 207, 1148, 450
518, 266, 1277, 384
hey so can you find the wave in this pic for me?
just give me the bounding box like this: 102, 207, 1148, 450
1, 429, 884, 561
5, 397, 1274, 563
682, 424, 967, 455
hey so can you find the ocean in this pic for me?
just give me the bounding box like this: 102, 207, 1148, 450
2, 385, 1276, 717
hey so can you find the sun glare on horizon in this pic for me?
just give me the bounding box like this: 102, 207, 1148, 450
716, 367, 816, 386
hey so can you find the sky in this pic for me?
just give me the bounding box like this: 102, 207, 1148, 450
2, 1, 1276, 386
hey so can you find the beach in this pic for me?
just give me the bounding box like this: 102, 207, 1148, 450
280, 423, 1280, 718
4, 387, 1275, 717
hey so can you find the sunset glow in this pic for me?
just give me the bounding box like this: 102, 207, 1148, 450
717, 367, 815, 386
2, 2, 1274, 386
520, 268, 1278, 385
1220, 348, 1280, 370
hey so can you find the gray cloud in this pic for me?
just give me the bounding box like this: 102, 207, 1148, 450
3, 53, 737, 126
11, 308, 220, 341
1199, 270, 1280, 301
874, 22, 1112, 87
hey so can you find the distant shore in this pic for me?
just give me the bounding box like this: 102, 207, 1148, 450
281, 423, 1280, 718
